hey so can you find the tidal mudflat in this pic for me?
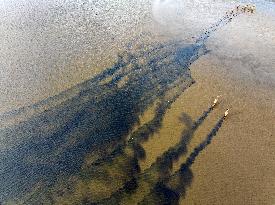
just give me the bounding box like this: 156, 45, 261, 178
0, 0, 274, 204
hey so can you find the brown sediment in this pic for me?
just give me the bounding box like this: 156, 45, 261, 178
3, 4, 274, 204
122, 44, 274, 205
177, 55, 275, 205
67, 7, 274, 204
62, 8, 273, 205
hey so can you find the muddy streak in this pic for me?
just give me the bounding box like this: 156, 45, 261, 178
139, 116, 226, 205
62, 7, 249, 204
1, 5, 254, 204
49, 76, 193, 205
96, 103, 215, 205
2, 37, 199, 204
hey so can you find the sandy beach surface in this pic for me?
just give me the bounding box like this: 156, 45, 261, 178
0, 0, 274, 204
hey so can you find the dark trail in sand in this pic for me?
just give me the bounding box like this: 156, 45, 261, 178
0, 5, 249, 204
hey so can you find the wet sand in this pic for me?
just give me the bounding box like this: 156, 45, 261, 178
139, 47, 275, 204
180, 56, 275, 205
133, 7, 275, 204
1, 1, 275, 204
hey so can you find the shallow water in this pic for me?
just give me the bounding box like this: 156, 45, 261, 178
0, 0, 275, 204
